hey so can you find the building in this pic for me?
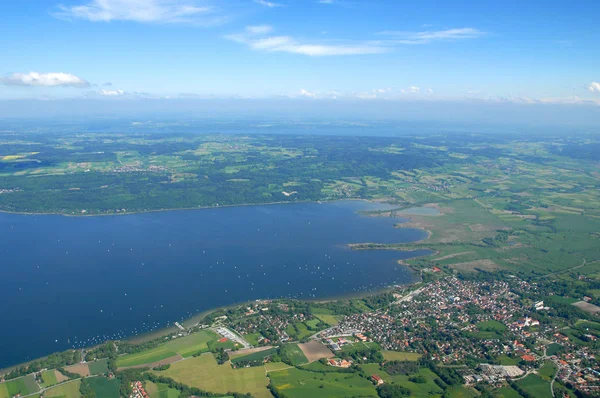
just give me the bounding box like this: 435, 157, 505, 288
371, 374, 384, 385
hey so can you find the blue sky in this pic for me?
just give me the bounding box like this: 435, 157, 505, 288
1, 0, 599, 107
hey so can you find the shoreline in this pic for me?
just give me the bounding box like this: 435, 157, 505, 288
0, 197, 379, 218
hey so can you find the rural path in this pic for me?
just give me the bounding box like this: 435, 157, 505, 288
539, 258, 587, 279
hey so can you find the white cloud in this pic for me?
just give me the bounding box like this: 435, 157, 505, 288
246, 25, 273, 34
426, 88, 433, 94
400, 86, 422, 94
379, 27, 485, 44
225, 27, 386, 56
589, 82, 600, 93
99, 89, 125, 96
55, 0, 214, 24
298, 89, 317, 98
0, 72, 90, 87
254, 0, 282, 7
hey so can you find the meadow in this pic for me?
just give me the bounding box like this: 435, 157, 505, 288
117, 330, 220, 367
155, 353, 270, 398
145, 381, 181, 398
87, 376, 120, 398
381, 350, 421, 361
269, 367, 378, 398
0, 375, 39, 398
230, 347, 278, 365
359, 363, 442, 397
44, 380, 81, 398
515, 374, 553, 398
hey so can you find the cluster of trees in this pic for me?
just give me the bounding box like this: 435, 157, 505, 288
383, 361, 419, 376
85, 342, 117, 372
152, 364, 171, 371
79, 377, 96, 398
422, 359, 464, 387
344, 347, 384, 364
57, 367, 81, 380
376, 384, 411, 397
3, 349, 81, 380
213, 348, 229, 365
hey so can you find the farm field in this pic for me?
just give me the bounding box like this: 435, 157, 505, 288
230, 347, 278, 364
44, 380, 81, 398
264, 362, 292, 373
87, 376, 120, 398
445, 385, 479, 398
116, 346, 178, 368
497, 355, 521, 365
495, 386, 523, 398
242, 333, 263, 346
41, 370, 59, 387
88, 358, 109, 375
117, 330, 220, 367
359, 363, 442, 397
64, 363, 90, 377
156, 353, 270, 398
279, 344, 309, 366
314, 313, 341, 326
269, 367, 378, 398
516, 374, 553, 398
145, 381, 180, 398
0, 375, 39, 398
297, 341, 334, 362
381, 350, 421, 361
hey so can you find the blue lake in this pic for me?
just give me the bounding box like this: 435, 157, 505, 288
0, 200, 429, 368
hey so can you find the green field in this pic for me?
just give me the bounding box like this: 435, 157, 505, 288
117, 330, 220, 367
381, 350, 421, 361
269, 367, 378, 398
164, 330, 220, 357
45, 380, 81, 398
156, 353, 270, 398
495, 387, 523, 398
280, 344, 309, 366
264, 362, 292, 373
230, 348, 278, 364
359, 363, 442, 397
242, 333, 263, 346
88, 358, 109, 375
538, 361, 558, 380
41, 370, 59, 387
516, 374, 553, 398
314, 314, 341, 326
145, 381, 181, 398
476, 320, 507, 332
304, 319, 321, 329
285, 322, 313, 340
0, 375, 39, 398
445, 386, 479, 398
498, 354, 521, 365
545, 343, 563, 356
87, 376, 120, 398
117, 345, 177, 368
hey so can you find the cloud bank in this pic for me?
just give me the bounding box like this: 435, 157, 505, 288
226, 26, 386, 56
56, 0, 214, 24
0, 72, 90, 87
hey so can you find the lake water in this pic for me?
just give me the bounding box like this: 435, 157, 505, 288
0, 200, 430, 368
